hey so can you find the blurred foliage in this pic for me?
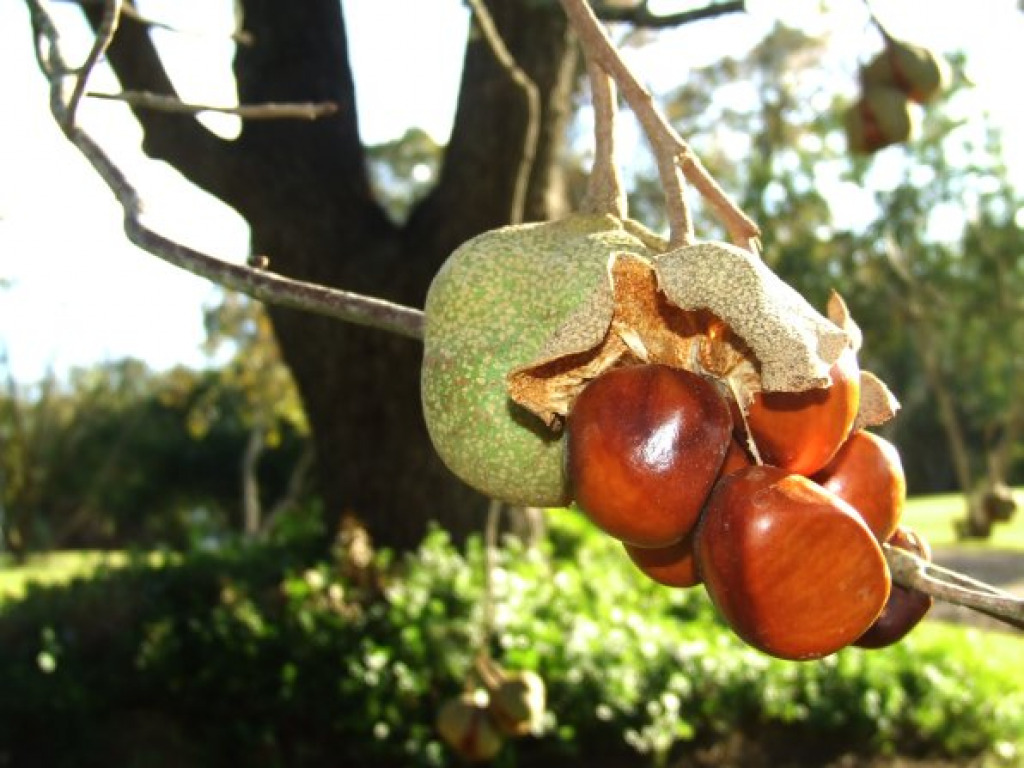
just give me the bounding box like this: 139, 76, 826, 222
636, 24, 1024, 498
0, 357, 309, 555
201, 293, 307, 442
0, 513, 1021, 768
366, 128, 443, 224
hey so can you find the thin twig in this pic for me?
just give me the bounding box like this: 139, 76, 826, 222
580, 59, 627, 219
481, 499, 503, 650
559, 0, 760, 250
594, 0, 746, 30
886, 545, 1024, 632
65, 0, 122, 129
465, 0, 541, 225
26, 0, 425, 341
89, 90, 338, 120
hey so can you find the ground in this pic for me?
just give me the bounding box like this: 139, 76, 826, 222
929, 547, 1024, 630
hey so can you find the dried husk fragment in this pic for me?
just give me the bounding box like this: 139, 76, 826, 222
825, 291, 900, 430
855, 370, 901, 430
508, 241, 852, 427
657, 242, 850, 393
436, 692, 505, 762
827, 290, 863, 352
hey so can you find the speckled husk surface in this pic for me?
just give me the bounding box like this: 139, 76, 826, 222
421, 214, 662, 507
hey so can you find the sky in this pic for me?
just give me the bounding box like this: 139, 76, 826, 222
2, 0, 1024, 385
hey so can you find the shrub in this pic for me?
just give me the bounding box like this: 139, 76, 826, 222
0, 514, 1021, 767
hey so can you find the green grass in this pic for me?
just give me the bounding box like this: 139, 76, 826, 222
1, 489, 1020, 602
903, 488, 1024, 550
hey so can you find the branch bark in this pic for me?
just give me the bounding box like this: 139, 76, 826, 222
594, 0, 747, 29
80, 2, 243, 205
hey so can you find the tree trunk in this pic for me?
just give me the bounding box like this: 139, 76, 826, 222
89, 0, 578, 549
908, 321, 988, 537
241, 424, 265, 539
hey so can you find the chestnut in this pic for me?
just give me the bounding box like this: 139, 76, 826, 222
745, 347, 860, 477
623, 530, 700, 588
567, 364, 732, 548
855, 526, 934, 649
814, 430, 906, 542
696, 466, 891, 661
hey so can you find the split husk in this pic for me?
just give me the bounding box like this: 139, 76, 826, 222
507, 241, 852, 428
422, 214, 665, 507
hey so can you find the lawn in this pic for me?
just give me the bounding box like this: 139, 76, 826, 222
2, 489, 1020, 603
902, 488, 1024, 550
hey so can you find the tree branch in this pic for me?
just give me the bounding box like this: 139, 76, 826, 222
26, 0, 424, 341
559, 0, 760, 250
465, 0, 541, 225
594, 0, 747, 30
66, 0, 121, 129
886, 545, 1024, 632
580, 60, 627, 218
79, 0, 242, 204
88, 90, 338, 120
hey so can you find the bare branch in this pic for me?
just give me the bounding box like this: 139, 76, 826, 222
580, 59, 627, 219
594, 0, 747, 30
559, 0, 760, 250
26, 0, 424, 341
886, 545, 1024, 632
465, 0, 541, 225
66, 0, 122, 129
88, 90, 338, 120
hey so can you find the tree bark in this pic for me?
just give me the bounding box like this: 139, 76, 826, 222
89, 0, 578, 548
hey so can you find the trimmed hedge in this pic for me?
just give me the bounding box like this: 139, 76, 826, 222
0, 513, 1021, 767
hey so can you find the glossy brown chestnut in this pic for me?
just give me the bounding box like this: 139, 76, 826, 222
623, 531, 700, 588
855, 526, 934, 649
696, 466, 891, 660
567, 364, 732, 548
745, 347, 860, 477
721, 437, 753, 476
814, 430, 906, 542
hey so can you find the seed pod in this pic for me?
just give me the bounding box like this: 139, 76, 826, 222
488, 670, 546, 737
436, 693, 505, 762
422, 214, 664, 506
862, 39, 950, 104
845, 87, 917, 154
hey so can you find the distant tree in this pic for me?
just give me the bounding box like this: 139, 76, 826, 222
201, 293, 312, 538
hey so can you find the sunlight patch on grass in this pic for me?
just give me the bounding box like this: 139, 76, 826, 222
903, 489, 1024, 550
0, 550, 165, 603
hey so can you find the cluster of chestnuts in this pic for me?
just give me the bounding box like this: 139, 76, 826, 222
845, 34, 949, 154
567, 356, 933, 661
436, 659, 546, 763
422, 215, 932, 663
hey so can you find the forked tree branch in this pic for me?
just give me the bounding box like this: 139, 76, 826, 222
26, 0, 424, 340
23, 0, 1024, 633
559, 0, 760, 250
